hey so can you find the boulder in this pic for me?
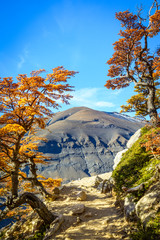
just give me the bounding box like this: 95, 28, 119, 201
43, 214, 64, 240
94, 175, 103, 187
135, 181, 160, 227
101, 179, 113, 195
70, 204, 85, 215
127, 128, 141, 148
77, 190, 87, 201
124, 195, 137, 222
53, 187, 60, 195
113, 129, 142, 170
97, 181, 104, 192
113, 149, 128, 169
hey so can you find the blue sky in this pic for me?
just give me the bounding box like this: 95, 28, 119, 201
0, 0, 159, 115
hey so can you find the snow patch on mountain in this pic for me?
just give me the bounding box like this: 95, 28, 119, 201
105, 112, 144, 123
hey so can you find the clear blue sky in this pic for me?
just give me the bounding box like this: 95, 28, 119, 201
0, 0, 159, 115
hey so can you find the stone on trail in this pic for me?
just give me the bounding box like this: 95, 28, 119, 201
124, 195, 137, 222
70, 204, 85, 215
94, 175, 103, 187
76, 190, 87, 201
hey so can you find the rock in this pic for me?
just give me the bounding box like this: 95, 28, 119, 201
70, 204, 85, 215
94, 175, 103, 187
113, 129, 142, 170
97, 181, 103, 191
43, 214, 64, 240
84, 212, 93, 217
124, 195, 137, 222
126, 183, 145, 193
53, 187, 60, 195
5, 221, 21, 239
77, 190, 87, 201
76, 217, 82, 224
113, 149, 128, 170
127, 128, 141, 148
135, 181, 160, 227
101, 179, 113, 195
114, 198, 124, 209
4, 215, 44, 240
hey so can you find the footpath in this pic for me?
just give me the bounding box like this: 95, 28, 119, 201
49, 173, 130, 240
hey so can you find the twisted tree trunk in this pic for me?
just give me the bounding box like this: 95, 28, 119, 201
8, 192, 57, 224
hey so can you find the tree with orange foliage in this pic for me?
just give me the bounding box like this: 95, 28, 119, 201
121, 85, 160, 119
142, 127, 160, 159
0, 66, 77, 224
105, 0, 160, 126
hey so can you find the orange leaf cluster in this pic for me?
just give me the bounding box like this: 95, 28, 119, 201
40, 177, 62, 192
142, 127, 160, 157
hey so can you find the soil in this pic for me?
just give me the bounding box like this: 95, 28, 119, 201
47, 173, 131, 240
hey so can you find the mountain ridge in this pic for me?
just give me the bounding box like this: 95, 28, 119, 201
37, 107, 145, 183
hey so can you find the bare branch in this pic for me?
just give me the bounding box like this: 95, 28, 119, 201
137, 4, 147, 23
0, 174, 11, 181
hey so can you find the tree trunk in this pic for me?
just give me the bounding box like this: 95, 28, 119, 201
29, 156, 53, 198
8, 192, 57, 224
147, 86, 159, 126
11, 162, 20, 198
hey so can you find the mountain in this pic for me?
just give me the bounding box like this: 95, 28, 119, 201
37, 107, 144, 183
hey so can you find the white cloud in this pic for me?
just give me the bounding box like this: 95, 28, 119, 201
70, 88, 115, 109
17, 47, 29, 69
17, 56, 25, 69
72, 88, 99, 100
95, 101, 115, 107
111, 89, 122, 95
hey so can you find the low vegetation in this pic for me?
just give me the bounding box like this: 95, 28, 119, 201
130, 213, 160, 240
112, 125, 160, 239
113, 127, 158, 195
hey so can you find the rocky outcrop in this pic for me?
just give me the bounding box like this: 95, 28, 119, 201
135, 180, 160, 227
113, 149, 128, 169
113, 128, 142, 169
127, 128, 142, 148
37, 107, 144, 183
124, 195, 137, 222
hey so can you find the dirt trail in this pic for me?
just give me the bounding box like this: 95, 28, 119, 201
47, 173, 130, 240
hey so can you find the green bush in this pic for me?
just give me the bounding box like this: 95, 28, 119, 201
130, 213, 160, 240
26, 224, 48, 240
112, 126, 158, 198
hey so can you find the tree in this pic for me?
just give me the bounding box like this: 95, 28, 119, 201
105, 0, 160, 126
121, 85, 160, 119
142, 126, 160, 159
0, 66, 77, 224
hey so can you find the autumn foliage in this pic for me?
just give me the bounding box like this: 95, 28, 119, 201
0, 66, 77, 223
142, 126, 160, 158
121, 85, 160, 118
105, 0, 160, 125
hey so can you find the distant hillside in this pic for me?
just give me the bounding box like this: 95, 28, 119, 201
37, 107, 144, 183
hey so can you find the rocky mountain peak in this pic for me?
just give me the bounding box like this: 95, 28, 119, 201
37, 107, 144, 183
